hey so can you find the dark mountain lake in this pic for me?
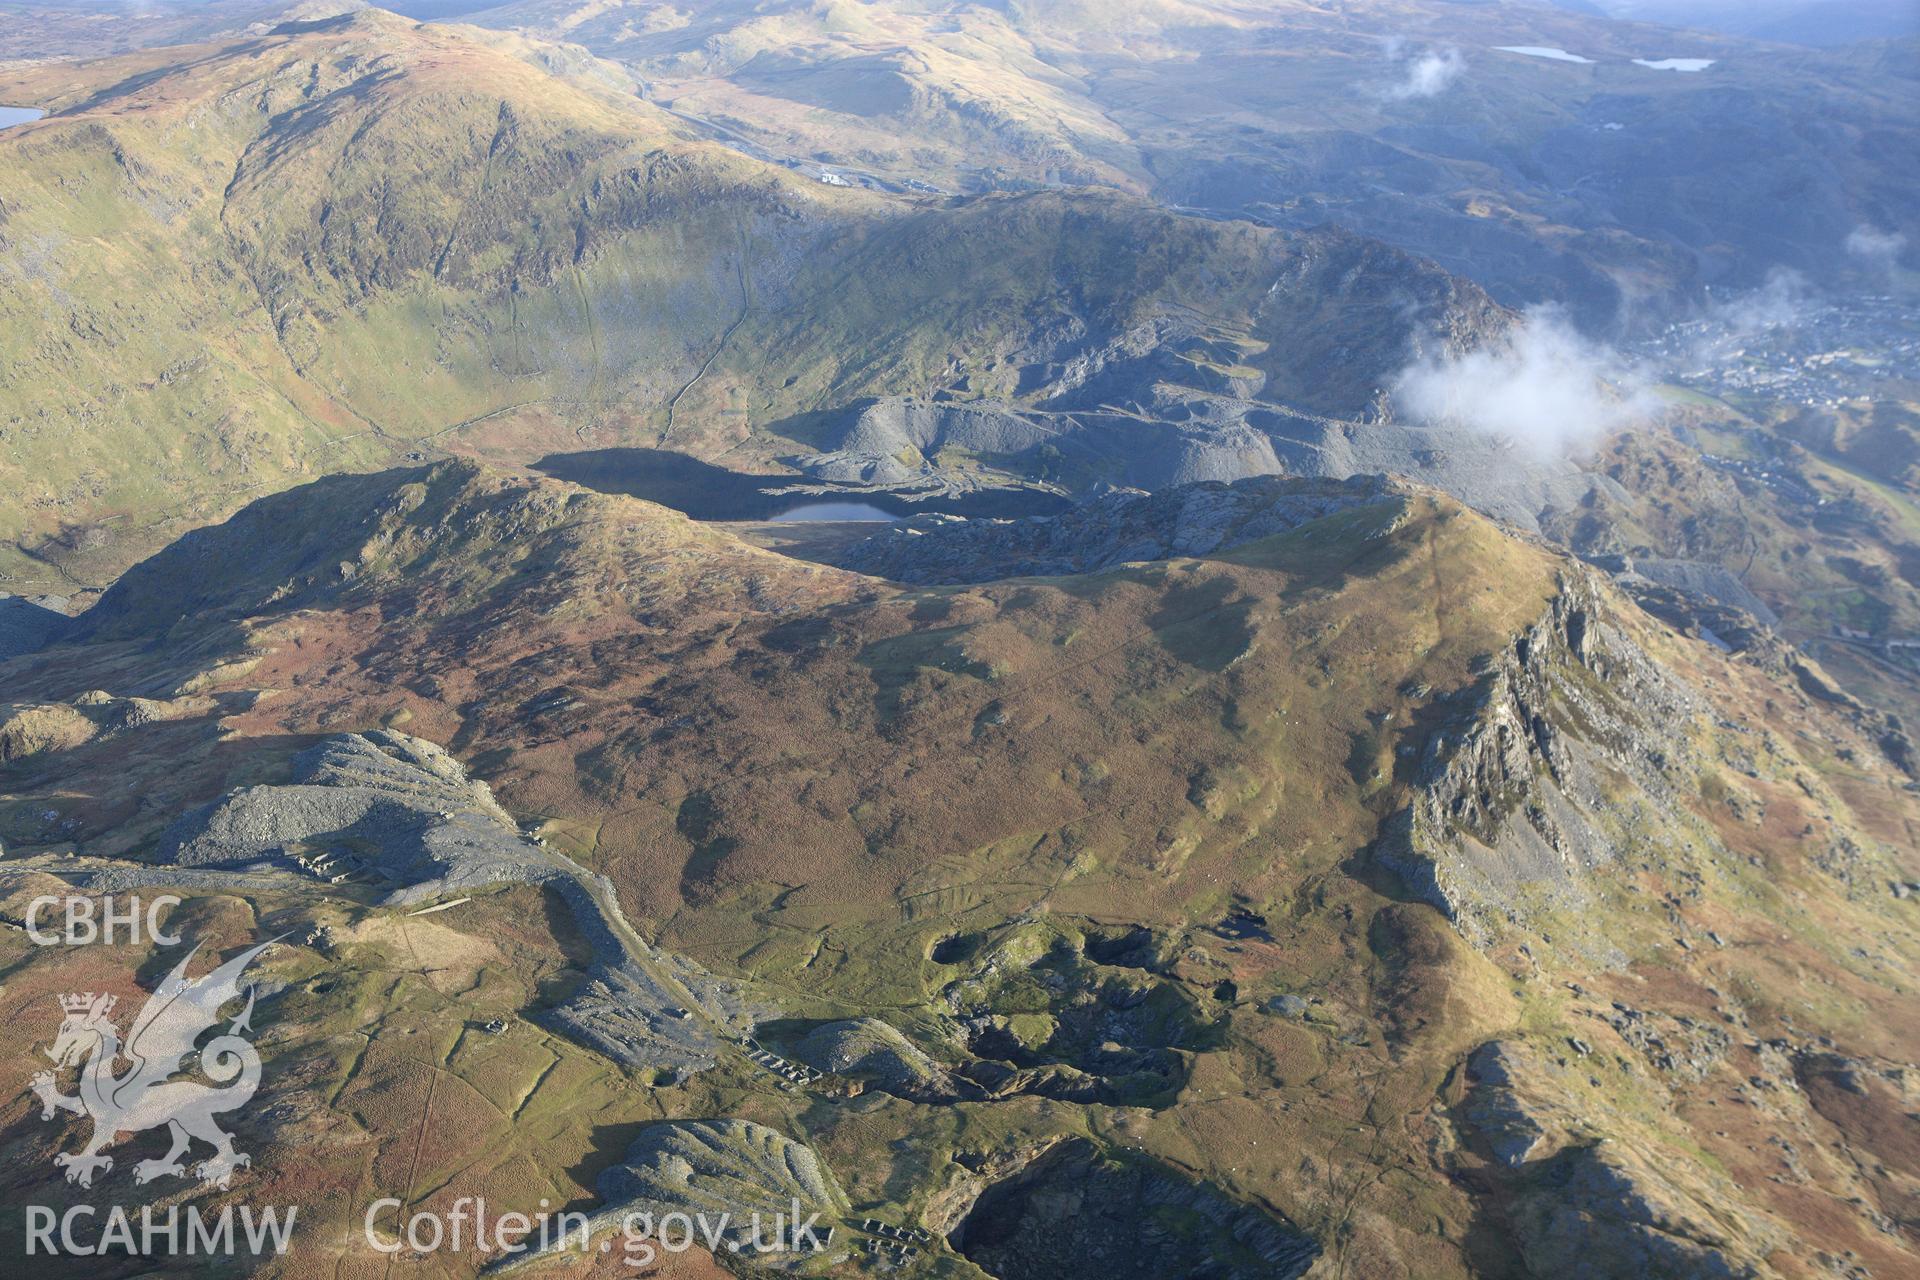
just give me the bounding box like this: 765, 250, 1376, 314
767, 502, 900, 523
534, 449, 1069, 522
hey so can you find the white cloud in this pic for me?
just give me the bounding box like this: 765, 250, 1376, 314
1392, 307, 1658, 458
1706, 266, 1813, 337
1377, 44, 1464, 101
1846, 225, 1907, 270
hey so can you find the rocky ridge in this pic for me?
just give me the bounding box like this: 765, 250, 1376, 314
1375, 572, 1706, 952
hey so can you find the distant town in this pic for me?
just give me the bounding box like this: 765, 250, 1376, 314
1637, 293, 1920, 408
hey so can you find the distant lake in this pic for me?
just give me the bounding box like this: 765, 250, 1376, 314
1634, 58, 1715, 72
1493, 46, 1594, 64
767, 502, 900, 523
0, 106, 45, 130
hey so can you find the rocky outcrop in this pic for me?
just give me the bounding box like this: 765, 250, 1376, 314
1459, 1040, 1775, 1279
0, 689, 222, 765
1605, 1004, 1731, 1083
1504, 1144, 1764, 1279
0, 702, 98, 764
1463, 1043, 1552, 1168
1375, 573, 1699, 949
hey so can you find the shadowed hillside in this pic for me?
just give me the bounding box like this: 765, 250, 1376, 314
0, 9, 1506, 588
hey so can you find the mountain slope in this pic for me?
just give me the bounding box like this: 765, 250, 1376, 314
0, 9, 1509, 589
0, 10, 844, 585
5, 460, 1914, 1276
459, 0, 1920, 324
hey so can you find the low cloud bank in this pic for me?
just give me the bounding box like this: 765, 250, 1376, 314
1376, 42, 1464, 100
1393, 307, 1658, 457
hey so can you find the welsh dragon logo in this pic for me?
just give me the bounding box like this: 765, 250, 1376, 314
30, 939, 275, 1190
